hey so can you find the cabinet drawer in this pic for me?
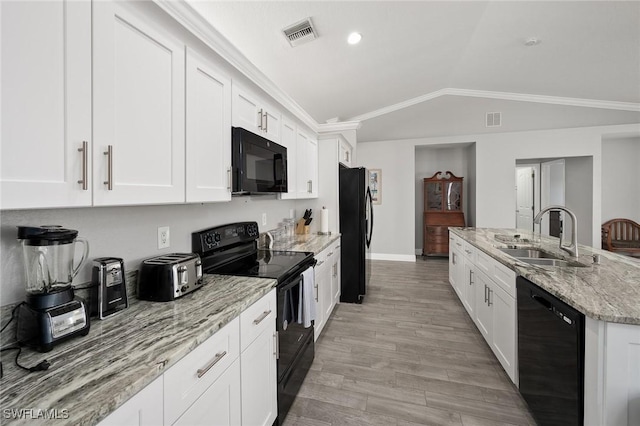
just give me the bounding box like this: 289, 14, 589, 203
449, 233, 463, 250
476, 250, 516, 298
427, 226, 447, 236
427, 235, 448, 243
240, 289, 276, 352
463, 241, 476, 262
164, 317, 240, 425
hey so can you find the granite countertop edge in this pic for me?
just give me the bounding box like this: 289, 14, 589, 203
449, 227, 640, 325
271, 233, 341, 255
0, 274, 277, 426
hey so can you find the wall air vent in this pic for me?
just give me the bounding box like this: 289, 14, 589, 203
282, 18, 317, 47
486, 112, 502, 127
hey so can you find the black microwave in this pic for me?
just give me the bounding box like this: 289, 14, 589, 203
232, 127, 287, 194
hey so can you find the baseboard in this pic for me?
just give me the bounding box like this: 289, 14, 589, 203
369, 253, 416, 262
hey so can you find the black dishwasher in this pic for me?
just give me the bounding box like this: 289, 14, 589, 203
517, 276, 585, 426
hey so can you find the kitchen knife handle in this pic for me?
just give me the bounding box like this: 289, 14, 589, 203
253, 310, 272, 325
103, 145, 113, 190
197, 351, 227, 378
78, 141, 88, 190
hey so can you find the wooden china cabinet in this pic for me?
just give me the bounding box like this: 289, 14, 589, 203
423, 171, 465, 256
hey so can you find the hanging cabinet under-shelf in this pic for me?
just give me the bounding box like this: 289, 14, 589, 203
423, 171, 465, 256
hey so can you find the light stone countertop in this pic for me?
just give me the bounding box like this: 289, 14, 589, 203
450, 227, 640, 324
271, 233, 341, 255
0, 274, 276, 425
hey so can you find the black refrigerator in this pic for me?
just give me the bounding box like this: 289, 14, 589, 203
339, 166, 374, 303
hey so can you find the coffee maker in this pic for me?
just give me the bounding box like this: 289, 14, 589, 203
16, 226, 91, 352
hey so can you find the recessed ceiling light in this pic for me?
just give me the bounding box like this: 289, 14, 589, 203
347, 32, 362, 45
524, 37, 541, 47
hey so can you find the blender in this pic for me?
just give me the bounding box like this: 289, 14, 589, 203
16, 226, 91, 352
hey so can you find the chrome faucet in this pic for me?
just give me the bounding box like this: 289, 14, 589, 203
533, 205, 579, 258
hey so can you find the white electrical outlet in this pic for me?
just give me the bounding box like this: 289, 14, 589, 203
158, 226, 170, 249
262, 213, 267, 226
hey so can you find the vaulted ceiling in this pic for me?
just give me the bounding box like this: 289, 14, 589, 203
187, 1, 640, 141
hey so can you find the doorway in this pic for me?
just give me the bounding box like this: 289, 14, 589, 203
515, 165, 536, 231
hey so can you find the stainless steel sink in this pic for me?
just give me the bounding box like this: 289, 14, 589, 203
517, 258, 587, 268
498, 247, 560, 259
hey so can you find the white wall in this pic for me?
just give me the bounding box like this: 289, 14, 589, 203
0, 197, 302, 305
356, 141, 415, 260
356, 123, 640, 258
565, 157, 594, 246
601, 137, 640, 223
414, 146, 470, 251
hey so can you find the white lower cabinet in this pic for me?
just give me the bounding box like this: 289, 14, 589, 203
173, 360, 241, 426
99, 290, 276, 426
450, 234, 518, 384
99, 376, 164, 426
314, 240, 341, 340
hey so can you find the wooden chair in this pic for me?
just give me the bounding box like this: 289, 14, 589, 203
601, 219, 640, 255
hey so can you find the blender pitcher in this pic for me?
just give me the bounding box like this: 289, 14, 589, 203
18, 226, 90, 294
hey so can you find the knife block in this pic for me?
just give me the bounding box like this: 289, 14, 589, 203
296, 219, 310, 234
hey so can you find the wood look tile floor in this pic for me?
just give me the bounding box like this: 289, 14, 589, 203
283, 258, 537, 426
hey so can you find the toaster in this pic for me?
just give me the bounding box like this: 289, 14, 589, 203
138, 253, 203, 302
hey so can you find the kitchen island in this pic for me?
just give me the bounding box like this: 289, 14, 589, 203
0, 274, 276, 425
449, 227, 640, 426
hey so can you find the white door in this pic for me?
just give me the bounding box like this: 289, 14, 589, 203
93, 1, 185, 206
1, 0, 92, 209
173, 359, 241, 426
241, 329, 277, 426
541, 159, 566, 236
185, 48, 231, 203
516, 166, 535, 231
280, 117, 297, 199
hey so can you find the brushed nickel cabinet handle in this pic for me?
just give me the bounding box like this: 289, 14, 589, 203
77, 141, 88, 190
253, 310, 272, 325
469, 270, 474, 285
488, 288, 493, 307
257, 109, 263, 130
263, 112, 268, 133
227, 167, 232, 191
346, 150, 350, 162
314, 283, 318, 302
484, 284, 488, 303
275, 331, 279, 359
197, 351, 227, 378
103, 145, 113, 190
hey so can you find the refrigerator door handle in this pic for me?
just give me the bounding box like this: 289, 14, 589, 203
365, 186, 374, 248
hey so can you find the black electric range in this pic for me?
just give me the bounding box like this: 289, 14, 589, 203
192, 222, 315, 425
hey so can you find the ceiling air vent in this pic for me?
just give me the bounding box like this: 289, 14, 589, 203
282, 18, 317, 47
486, 112, 502, 127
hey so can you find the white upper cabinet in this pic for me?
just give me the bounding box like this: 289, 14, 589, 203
280, 117, 298, 200
1, 0, 92, 209
92, 1, 185, 206
296, 130, 318, 199
338, 137, 353, 167
231, 84, 281, 143
185, 48, 232, 203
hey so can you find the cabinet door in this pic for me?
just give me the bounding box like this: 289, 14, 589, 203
173, 359, 241, 426
185, 48, 231, 203
279, 117, 297, 200
296, 131, 310, 198
332, 245, 342, 308
448, 247, 463, 299
462, 261, 476, 319
313, 259, 327, 340
474, 270, 493, 341
338, 139, 352, 167
240, 326, 277, 426
490, 283, 517, 383
93, 1, 185, 205
307, 137, 319, 198
98, 376, 163, 426
1, 0, 92, 209
262, 106, 281, 143
231, 85, 261, 134
322, 255, 334, 322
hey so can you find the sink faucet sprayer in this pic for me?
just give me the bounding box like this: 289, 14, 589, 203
533, 205, 579, 258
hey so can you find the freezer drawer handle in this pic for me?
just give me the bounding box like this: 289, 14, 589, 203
197, 351, 227, 378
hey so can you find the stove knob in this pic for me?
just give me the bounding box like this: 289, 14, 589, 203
214, 233, 221, 242
204, 234, 214, 247
181, 285, 188, 293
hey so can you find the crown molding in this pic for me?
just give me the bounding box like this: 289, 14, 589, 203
317, 121, 362, 134
154, 0, 320, 133
349, 88, 640, 122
